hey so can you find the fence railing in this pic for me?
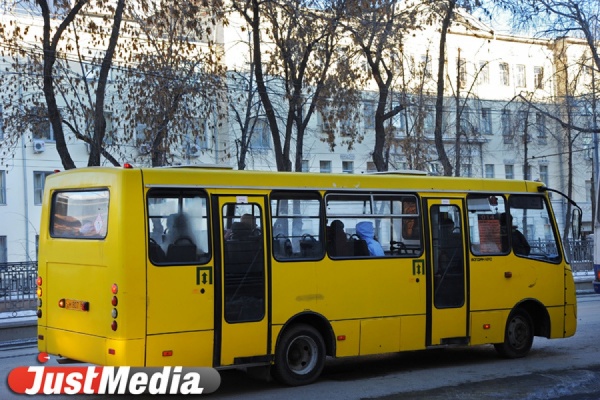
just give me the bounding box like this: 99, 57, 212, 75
563, 239, 594, 273
0, 241, 595, 317
0, 261, 38, 319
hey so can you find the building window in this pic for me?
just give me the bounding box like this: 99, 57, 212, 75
501, 109, 512, 142
342, 161, 354, 174
423, 106, 435, 133
31, 106, 53, 140
485, 164, 495, 178
185, 117, 208, 154
103, 112, 114, 146
460, 105, 471, 134
499, 62, 510, 86
517, 110, 529, 136
0, 236, 6, 263
534, 66, 544, 89
516, 64, 526, 88
250, 118, 270, 149
301, 160, 310, 172
505, 164, 514, 179
320, 160, 332, 173
481, 108, 492, 134
420, 54, 432, 78
458, 58, 467, 89
318, 111, 333, 133
392, 102, 405, 136
34, 171, 53, 205
0, 170, 5, 205
462, 163, 472, 177
364, 102, 376, 130
586, 180, 592, 203
539, 165, 548, 185
536, 112, 547, 141
478, 61, 489, 85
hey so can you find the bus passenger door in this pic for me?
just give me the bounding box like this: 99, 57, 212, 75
215, 195, 269, 367
425, 199, 468, 345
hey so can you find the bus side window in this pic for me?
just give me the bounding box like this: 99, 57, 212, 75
147, 189, 210, 265
270, 192, 322, 261
467, 195, 507, 255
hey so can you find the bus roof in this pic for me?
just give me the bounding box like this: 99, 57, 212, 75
46, 166, 545, 195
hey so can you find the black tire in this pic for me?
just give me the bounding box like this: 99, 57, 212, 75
272, 324, 326, 386
494, 309, 534, 358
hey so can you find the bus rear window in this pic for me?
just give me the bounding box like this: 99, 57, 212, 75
51, 190, 109, 239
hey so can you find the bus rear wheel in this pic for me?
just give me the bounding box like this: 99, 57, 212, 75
272, 323, 325, 386
494, 309, 534, 358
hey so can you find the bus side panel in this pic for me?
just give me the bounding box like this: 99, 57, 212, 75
469, 258, 565, 312
271, 260, 318, 325
329, 320, 360, 357
146, 331, 213, 367
316, 258, 425, 320
359, 317, 401, 355
564, 266, 577, 338
563, 304, 577, 338
470, 310, 506, 345
399, 314, 426, 351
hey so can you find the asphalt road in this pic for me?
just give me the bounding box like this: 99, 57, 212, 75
0, 294, 598, 399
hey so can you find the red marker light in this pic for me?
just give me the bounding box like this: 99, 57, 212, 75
162, 350, 173, 357
58, 299, 65, 308
123, 163, 133, 169
36, 276, 42, 286
337, 335, 346, 341
483, 324, 491, 330
37, 352, 50, 363
111, 296, 118, 306
111, 284, 118, 294
111, 321, 118, 331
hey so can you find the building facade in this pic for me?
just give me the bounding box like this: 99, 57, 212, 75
0, 6, 595, 262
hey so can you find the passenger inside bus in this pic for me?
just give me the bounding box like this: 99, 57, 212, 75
500, 212, 531, 256
164, 213, 197, 262
327, 220, 353, 257
355, 221, 384, 256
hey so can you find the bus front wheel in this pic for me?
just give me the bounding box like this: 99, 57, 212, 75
494, 309, 534, 358
272, 323, 326, 386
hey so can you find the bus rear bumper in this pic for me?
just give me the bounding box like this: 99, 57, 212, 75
38, 326, 145, 366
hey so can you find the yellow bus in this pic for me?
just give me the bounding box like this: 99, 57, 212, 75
37, 165, 579, 386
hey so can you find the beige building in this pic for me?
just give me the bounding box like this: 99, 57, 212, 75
0, 6, 594, 262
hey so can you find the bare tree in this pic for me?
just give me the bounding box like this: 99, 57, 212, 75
0, 0, 225, 169
123, 1, 226, 167
342, 0, 420, 172
0, 0, 124, 169
232, 0, 359, 172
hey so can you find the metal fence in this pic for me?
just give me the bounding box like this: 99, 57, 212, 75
0, 241, 595, 317
0, 261, 38, 318
563, 239, 594, 273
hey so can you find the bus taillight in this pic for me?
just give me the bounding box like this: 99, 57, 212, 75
596, 269, 600, 281
36, 276, 42, 318
111, 284, 118, 331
